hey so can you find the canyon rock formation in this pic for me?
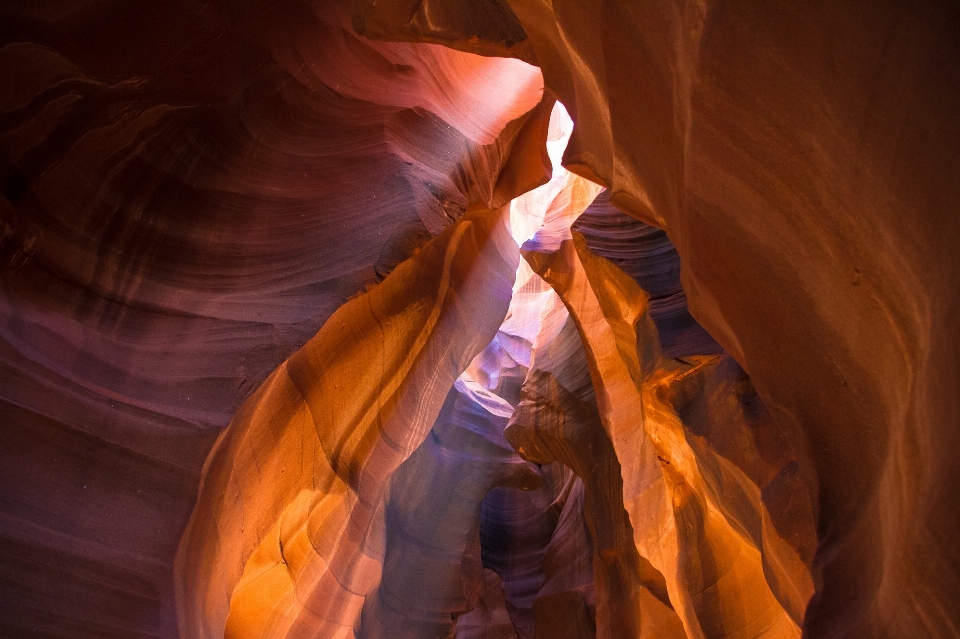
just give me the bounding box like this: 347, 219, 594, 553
1, 1, 958, 639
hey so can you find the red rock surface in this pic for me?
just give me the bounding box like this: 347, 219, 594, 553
2, 1, 958, 639
489, 3, 960, 636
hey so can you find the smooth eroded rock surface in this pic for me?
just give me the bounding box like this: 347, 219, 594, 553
2, 1, 958, 638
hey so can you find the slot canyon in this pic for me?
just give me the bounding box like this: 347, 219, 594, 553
1, 2, 958, 638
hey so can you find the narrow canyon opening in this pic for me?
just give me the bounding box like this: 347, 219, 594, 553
176, 90, 818, 639
3, 2, 957, 639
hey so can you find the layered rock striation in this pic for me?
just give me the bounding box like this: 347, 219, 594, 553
2, 1, 958, 639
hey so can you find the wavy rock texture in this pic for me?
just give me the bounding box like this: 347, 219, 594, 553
2, 1, 958, 639
177, 206, 521, 639
573, 192, 721, 360
356, 1, 960, 637
0, 2, 545, 637
519, 236, 812, 639
487, 3, 960, 637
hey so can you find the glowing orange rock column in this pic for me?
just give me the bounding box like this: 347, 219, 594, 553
175, 206, 520, 639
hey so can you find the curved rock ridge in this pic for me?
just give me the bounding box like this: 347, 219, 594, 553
573, 192, 721, 359
517, 236, 813, 639
353, 0, 537, 66
176, 205, 521, 639
360, 382, 541, 639
3, 1, 957, 638
0, 2, 549, 636
174, 99, 816, 639
358, 1, 960, 636
292, 2, 543, 147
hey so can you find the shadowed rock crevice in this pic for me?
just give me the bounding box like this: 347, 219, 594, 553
2, 1, 958, 638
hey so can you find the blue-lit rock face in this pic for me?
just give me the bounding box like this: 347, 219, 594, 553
574, 191, 722, 359
365, 384, 540, 639
2, 1, 958, 639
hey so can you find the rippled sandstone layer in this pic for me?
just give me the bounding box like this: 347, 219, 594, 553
176, 97, 818, 639
2, 1, 958, 639
355, 1, 960, 636
1, 1, 544, 636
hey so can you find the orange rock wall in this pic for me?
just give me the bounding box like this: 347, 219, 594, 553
2, 1, 958, 638
491, 3, 960, 635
